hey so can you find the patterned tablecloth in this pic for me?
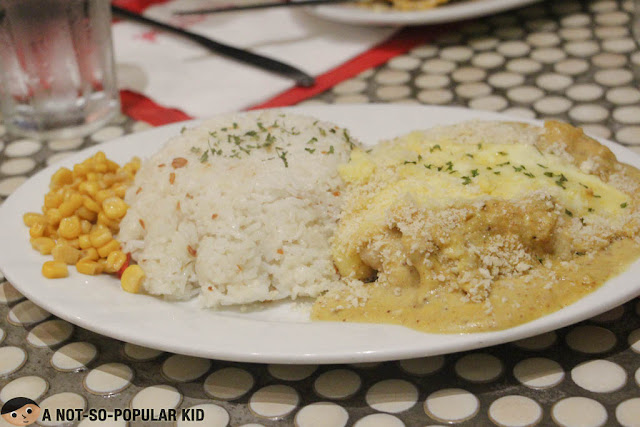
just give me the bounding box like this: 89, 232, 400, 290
1, 0, 640, 426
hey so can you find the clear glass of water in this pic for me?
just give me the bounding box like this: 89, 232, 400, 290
0, 0, 120, 139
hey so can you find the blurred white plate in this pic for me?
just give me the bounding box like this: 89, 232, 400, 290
1, 104, 639, 364
310, 0, 542, 26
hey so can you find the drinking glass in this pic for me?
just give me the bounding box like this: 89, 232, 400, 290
0, 0, 120, 139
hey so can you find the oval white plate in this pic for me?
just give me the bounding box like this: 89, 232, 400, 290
310, 0, 542, 26
1, 104, 640, 364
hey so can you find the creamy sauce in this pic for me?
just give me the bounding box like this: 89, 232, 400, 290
313, 239, 640, 333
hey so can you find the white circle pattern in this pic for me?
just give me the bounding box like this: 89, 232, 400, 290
0, 4, 639, 426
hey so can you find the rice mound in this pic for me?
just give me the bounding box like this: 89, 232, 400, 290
118, 111, 356, 307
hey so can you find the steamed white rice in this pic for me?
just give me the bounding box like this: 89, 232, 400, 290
118, 111, 356, 307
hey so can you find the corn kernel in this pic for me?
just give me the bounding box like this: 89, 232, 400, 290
45, 224, 58, 239
50, 168, 73, 189
80, 219, 92, 235
23, 212, 46, 227
76, 260, 103, 275
29, 222, 46, 238
45, 209, 62, 227
112, 184, 127, 199
73, 163, 89, 178
94, 151, 107, 162
106, 160, 120, 172
102, 173, 116, 187
44, 192, 64, 209
86, 172, 99, 182
105, 251, 126, 273
78, 234, 92, 249
89, 227, 112, 248
102, 197, 128, 220
97, 258, 108, 271
95, 189, 114, 204
42, 261, 68, 279
30, 237, 56, 255
52, 243, 81, 265
82, 196, 101, 213
81, 182, 99, 197
58, 216, 81, 239
97, 211, 118, 230
81, 247, 99, 261
97, 239, 120, 258
58, 193, 83, 217
95, 162, 108, 173
76, 206, 97, 222
121, 265, 145, 293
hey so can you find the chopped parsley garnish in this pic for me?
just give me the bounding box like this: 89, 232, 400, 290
466, 153, 474, 158
471, 169, 479, 177
497, 161, 511, 167
328, 145, 335, 154
181, 126, 187, 134
257, 122, 266, 131
494, 171, 501, 175
264, 133, 276, 147
523, 172, 535, 178
329, 128, 336, 134
307, 137, 318, 145
498, 151, 507, 156
575, 251, 586, 256
199, 151, 209, 163
430, 144, 441, 153
319, 128, 327, 137
424, 164, 432, 169
305, 148, 316, 154
565, 209, 573, 217
544, 171, 554, 178
190, 146, 200, 154
446, 161, 454, 171
343, 129, 354, 148
537, 163, 548, 169
275, 147, 288, 167
244, 130, 258, 138
232, 122, 238, 129
621, 202, 628, 208
461, 176, 472, 185
403, 160, 417, 165
588, 208, 594, 212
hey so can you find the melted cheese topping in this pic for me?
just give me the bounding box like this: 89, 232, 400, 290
334, 135, 629, 279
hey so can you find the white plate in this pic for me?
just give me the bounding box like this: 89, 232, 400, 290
310, 0, 542, 26
1, 105, 640, 364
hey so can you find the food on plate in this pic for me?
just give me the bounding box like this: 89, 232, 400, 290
23, 151, 140, 279
117, 111, 357, 306
313, 121, 640, 332
22, 114, 640, 334
359, 0, 450, 11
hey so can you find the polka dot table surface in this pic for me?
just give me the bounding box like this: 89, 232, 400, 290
2, 0, 640, 425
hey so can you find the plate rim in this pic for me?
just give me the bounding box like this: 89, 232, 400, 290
309, 0, 543, 26
2, 103, 640, 364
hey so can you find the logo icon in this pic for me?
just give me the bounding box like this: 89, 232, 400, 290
1, 397, 40, 426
